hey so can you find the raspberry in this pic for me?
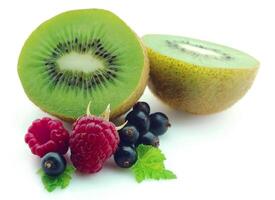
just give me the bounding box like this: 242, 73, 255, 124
69, 115, 119, 173
25, 117, 69, 157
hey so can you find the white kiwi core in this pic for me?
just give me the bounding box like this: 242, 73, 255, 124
57, 52, 104, 73
178, 43, 222, 58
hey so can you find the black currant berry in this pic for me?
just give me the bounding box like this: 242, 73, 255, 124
133, 101, 150, 114
118, 141, 136, 149
126, 110, 150, 135
138, 132, 160, 147
41, 152, 66, 177
149, 112, 171, 136
119, 125, 139, 145
114, 146, 137, 168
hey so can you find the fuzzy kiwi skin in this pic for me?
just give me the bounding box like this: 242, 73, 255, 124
39, 40, 149, 123
146, 48, 259, 114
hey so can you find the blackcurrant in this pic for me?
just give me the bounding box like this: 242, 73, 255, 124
126, 110, 150, 135
149, 112, 171, 136
138, 132, 160, 147
41, 152, 66, 177
118, 125, 139, 145
133, 101, 150, 114
118, 141, 136, 149
114, 146, 137, 168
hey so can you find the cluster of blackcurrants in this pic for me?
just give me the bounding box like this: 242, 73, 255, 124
114, 101, 171, 168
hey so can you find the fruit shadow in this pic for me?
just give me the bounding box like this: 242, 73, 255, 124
145, 99, 234, 139
141, 87, 233, 135
73, 158, 134, 190
74, 158, 130, 178
166, 107, 230, 127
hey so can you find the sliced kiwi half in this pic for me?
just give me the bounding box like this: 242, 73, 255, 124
18, 9, 149, 121
142, 34, 259, 114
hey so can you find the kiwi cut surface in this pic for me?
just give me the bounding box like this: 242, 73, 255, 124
18, 9, 149, 121
142, 34, 259, 114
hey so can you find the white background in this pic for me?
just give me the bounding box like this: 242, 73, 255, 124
1, 0, 275, 200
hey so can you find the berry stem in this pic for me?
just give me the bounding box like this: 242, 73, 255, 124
116, 120, 128, 131
86, 101, 92, 116
100, 104, 111, 121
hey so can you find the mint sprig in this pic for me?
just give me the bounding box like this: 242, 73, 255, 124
37, 165, 75, 192
131, 144, 176, 183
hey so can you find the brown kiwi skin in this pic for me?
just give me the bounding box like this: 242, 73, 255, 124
146, 47, 259, 115
38, 39, 149, 123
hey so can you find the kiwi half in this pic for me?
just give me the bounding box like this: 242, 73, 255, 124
142, 34, 259, 114
18, 9, 149, 122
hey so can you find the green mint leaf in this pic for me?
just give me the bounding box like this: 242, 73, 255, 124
65, 165, 75, 174
38, 165, 75, 192
162, 170, 177, 179
131, 144, 176, 183
37, 168, 43, 176
41, 175, 58, 192
59, 173, 72, 189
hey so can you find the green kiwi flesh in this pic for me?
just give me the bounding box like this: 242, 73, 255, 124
18, 9, 149, 121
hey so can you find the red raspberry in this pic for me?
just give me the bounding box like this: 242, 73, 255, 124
25, 117, 69, 157
69, 116, 119, 173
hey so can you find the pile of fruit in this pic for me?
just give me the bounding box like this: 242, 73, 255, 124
18, 8, 259, 192
25, 102, 174, 192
